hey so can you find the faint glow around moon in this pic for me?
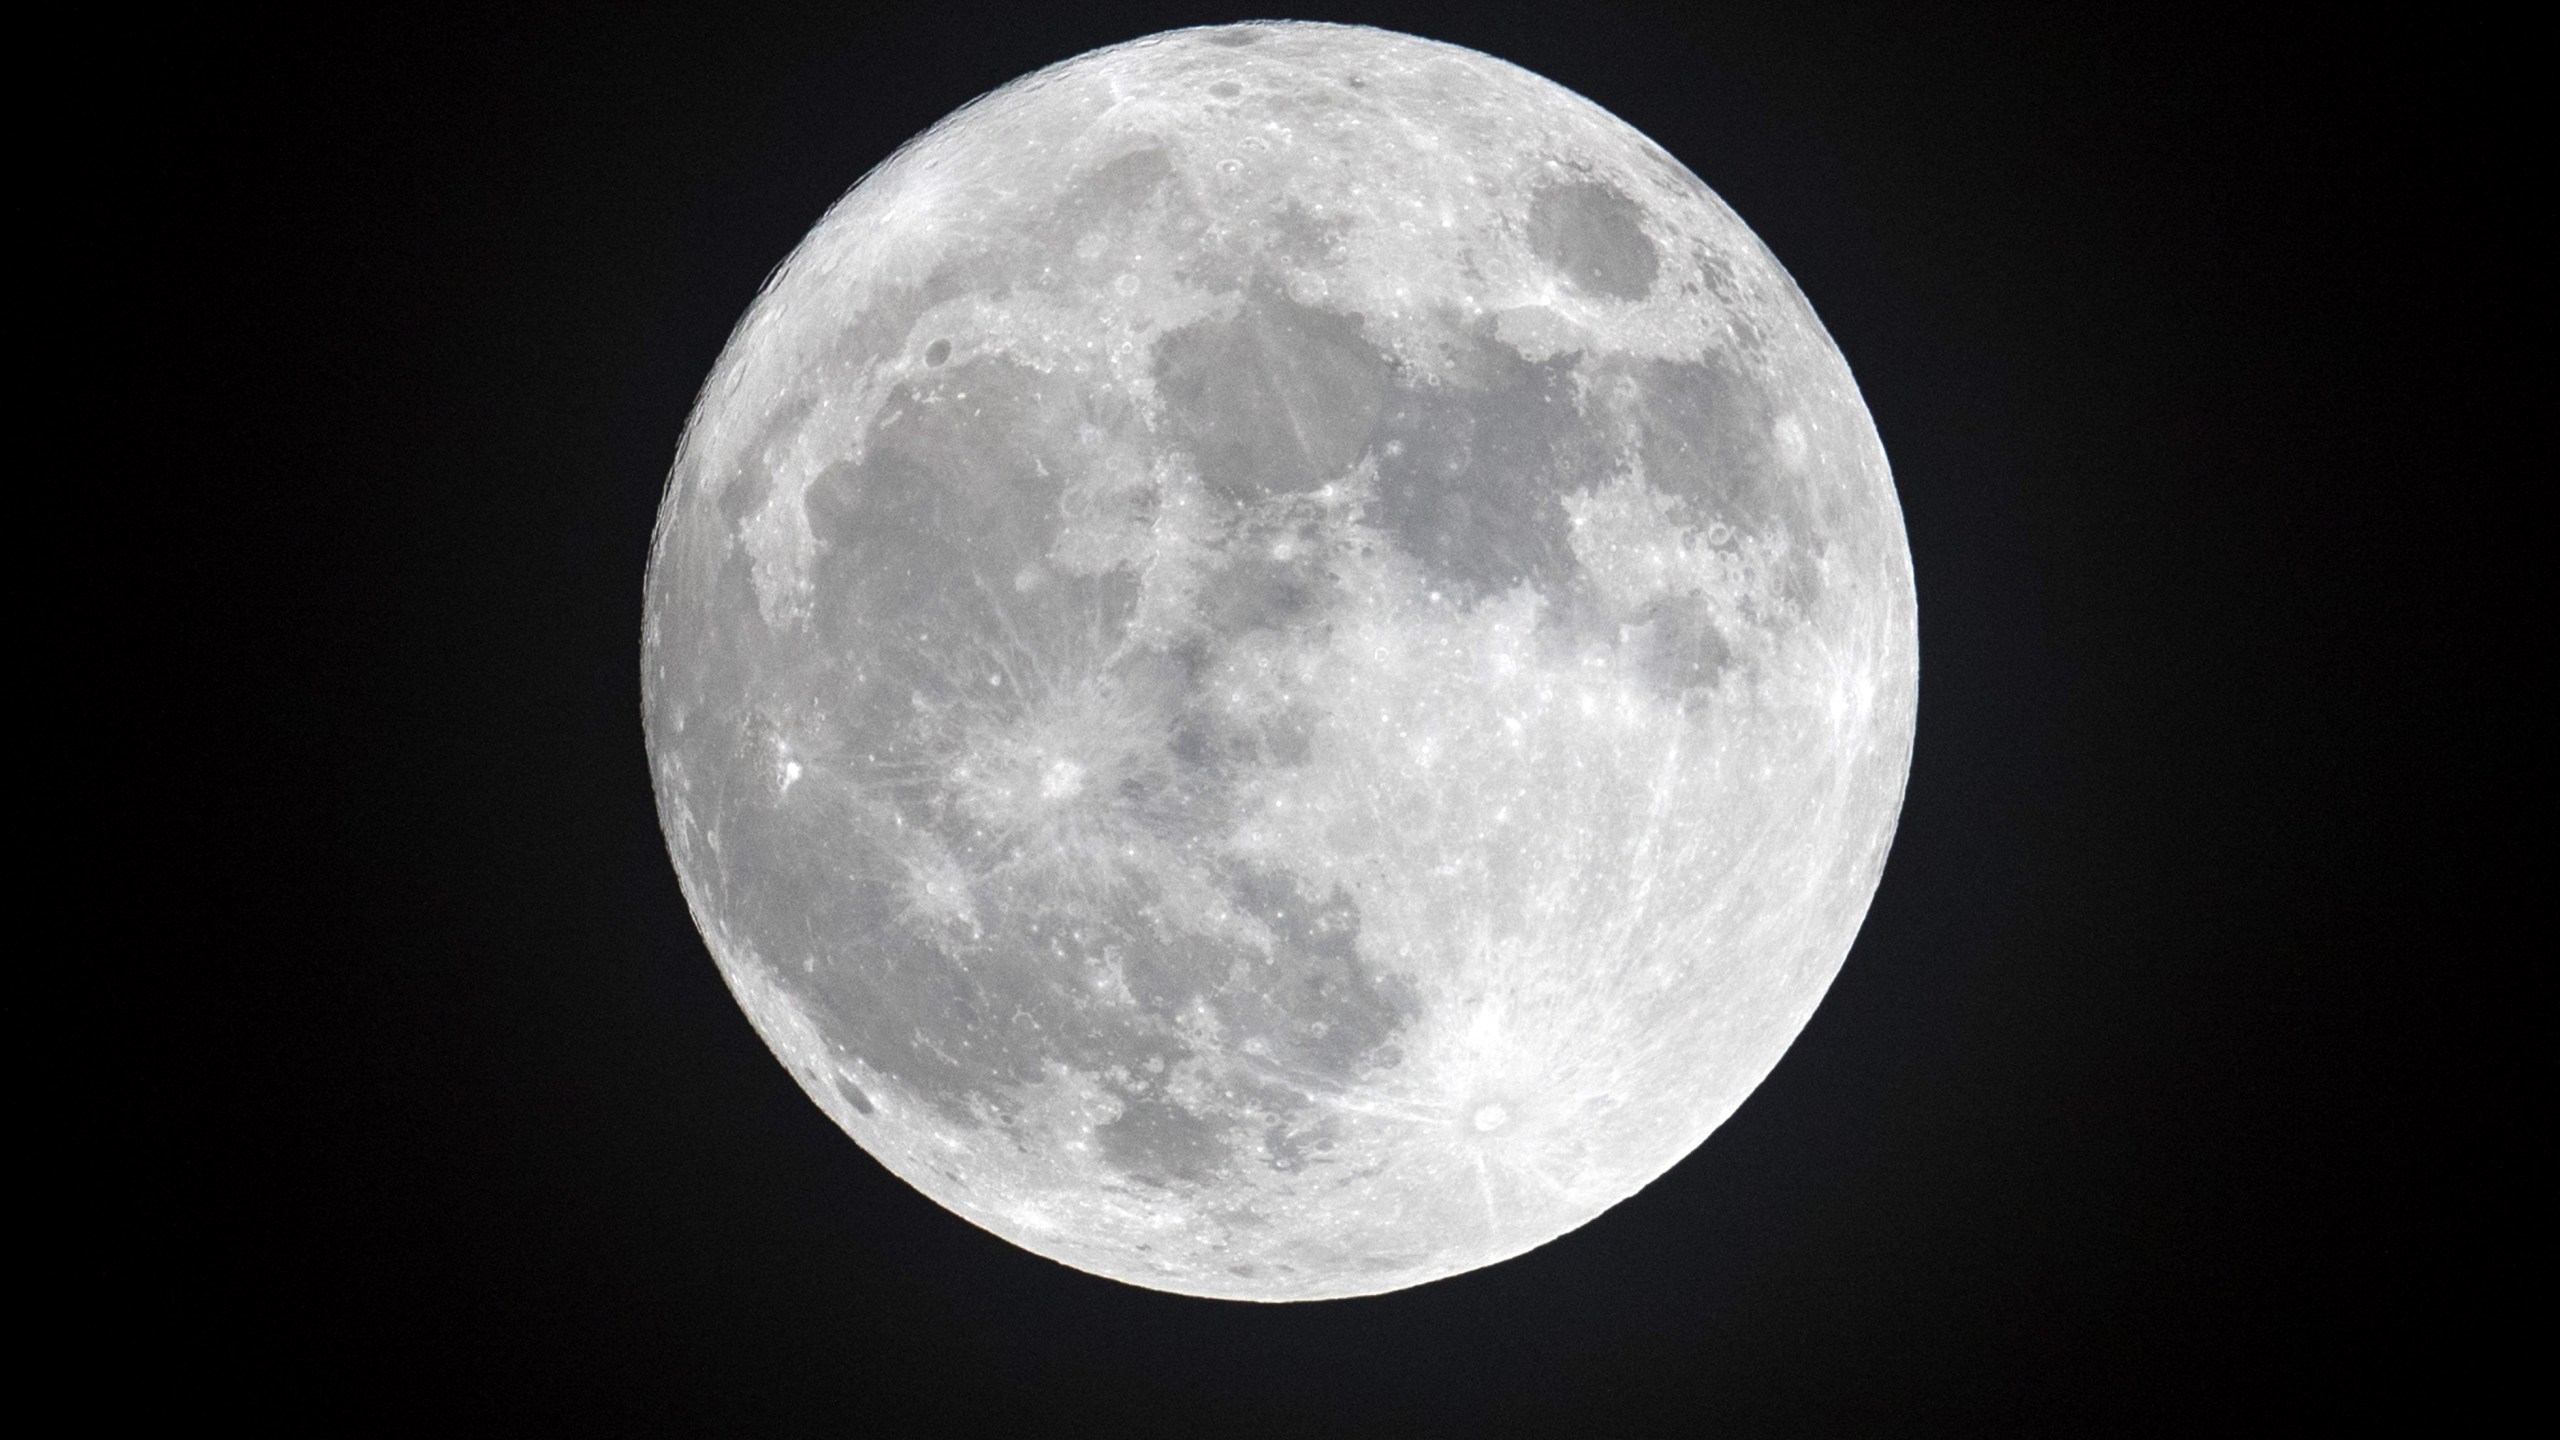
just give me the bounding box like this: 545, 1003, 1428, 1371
642, 21, 1917, 1301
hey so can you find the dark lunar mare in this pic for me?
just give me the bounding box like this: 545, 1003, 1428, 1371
1154, 285, 1386, 505
635, 21, 1918, 1302
690, 341, 1422, 1190
1526, 177, 1661, 300
1368, 316, 1611, 604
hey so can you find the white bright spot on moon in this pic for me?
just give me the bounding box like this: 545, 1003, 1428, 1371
1039, 757, 1086, 802
642, 21, 1917, 1303
1775, 413, 1810, 470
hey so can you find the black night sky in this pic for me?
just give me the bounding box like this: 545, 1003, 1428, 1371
165, 3, 2506, 1432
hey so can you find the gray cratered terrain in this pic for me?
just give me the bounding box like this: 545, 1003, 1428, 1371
642, 21, 1916, 1300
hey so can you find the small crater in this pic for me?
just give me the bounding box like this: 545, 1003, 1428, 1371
924, 338, 950, 367
835, 1075, 875, 1116
1473, 1103, 1509, 1132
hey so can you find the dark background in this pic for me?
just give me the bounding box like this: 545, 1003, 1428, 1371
164, 2, 2507, 1432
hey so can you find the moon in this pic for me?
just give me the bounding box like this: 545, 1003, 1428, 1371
642, 21, 1916, 1301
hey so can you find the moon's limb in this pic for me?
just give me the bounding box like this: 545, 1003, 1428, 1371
644, 21, 1916, 1301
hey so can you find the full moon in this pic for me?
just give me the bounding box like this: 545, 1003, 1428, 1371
643, 22, 1916, 1301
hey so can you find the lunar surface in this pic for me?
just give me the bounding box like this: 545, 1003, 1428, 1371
642, 22, 1916, 1301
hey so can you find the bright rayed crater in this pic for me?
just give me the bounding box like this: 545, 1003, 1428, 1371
642, 22, 1916, 1301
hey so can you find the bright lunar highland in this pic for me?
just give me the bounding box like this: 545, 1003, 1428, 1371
643, 22, 1917, 1300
